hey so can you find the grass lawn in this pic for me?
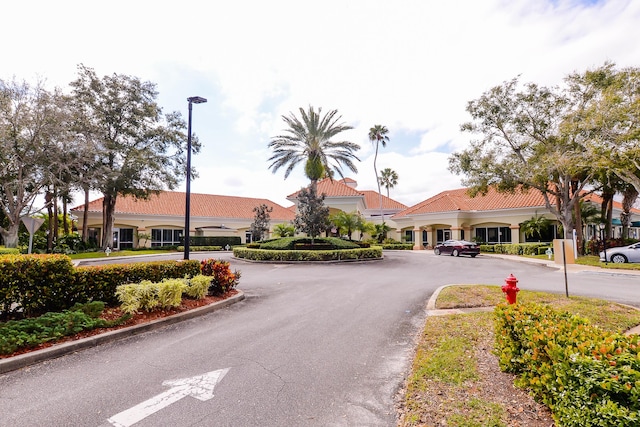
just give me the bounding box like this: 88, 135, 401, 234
67, 249, 177, 259
398, 285, 640, 426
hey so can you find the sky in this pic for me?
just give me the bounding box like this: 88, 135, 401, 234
2, 0, 639, 209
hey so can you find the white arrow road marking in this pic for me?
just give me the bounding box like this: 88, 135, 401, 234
107, 368, 229, 427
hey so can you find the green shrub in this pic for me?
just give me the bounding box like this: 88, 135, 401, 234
157, 279, 187, 308
259, 237, 359, 250
184, 275, 211, 299
0, 302, 129, 355
382, 243, 413, 250
233, 246, 382, 262
176, 245, 223, 252
494, 302, 640, 426
200, 259, 241, 295
479, 243, 550, 255
0, 248, 20, 255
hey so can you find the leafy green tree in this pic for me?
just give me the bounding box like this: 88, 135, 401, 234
582, 64, 640, 194
449, 75, 598, 239
330, 211, 361, 240
368, 125, 390, 223
378, 168, 398, 198
273, 223, 295, 238
249, 204, 273, 242
293, 186, 330, 242
0, 78, 67, 247
268, 106, 360, 193
69, 65, 191, 250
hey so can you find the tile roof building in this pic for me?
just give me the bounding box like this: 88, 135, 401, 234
391, 186, 640, 250
72, 179, 638, 251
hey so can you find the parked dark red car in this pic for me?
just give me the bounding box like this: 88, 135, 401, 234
434, 240, 480, 257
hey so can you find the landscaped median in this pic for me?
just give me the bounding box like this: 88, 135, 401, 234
233, 236, 382, 261
0, 255, 244, 373
397, 285, 640, 427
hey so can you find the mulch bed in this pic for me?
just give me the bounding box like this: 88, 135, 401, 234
1, 290, 237, 359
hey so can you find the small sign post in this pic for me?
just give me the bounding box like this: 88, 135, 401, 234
20, 216, 45, 254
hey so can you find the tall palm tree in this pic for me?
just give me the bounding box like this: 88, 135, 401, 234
268, 106, 360, 193
378, 168, 399, 198
368, 125, 390, 222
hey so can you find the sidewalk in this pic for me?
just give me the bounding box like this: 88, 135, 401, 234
482, 253, 640, 276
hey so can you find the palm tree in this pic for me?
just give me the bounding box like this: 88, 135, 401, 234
378, 168, 398, 198
520, 213, 551, 241
330, 211, 361, 240
268, 106, 360, 193
368, 125, 390, 223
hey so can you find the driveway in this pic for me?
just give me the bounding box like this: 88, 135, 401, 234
1, 251, 640, 426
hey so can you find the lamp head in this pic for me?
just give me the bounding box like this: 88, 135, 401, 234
598, 223, 605, 231
187, 96, 207, 104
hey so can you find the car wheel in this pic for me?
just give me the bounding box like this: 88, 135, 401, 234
470, 254, 477, 258
453, 249, 460, 257
434, 248, 440, 255
611, 254, 627, 264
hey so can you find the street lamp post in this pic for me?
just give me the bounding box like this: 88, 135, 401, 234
599, 222, 607, 265
184, 96, 207, 260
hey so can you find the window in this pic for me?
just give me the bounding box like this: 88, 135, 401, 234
475, 227, 512, 244
151, 228, 183, 246
405, 230, 413, 243
119, 228, 134, 249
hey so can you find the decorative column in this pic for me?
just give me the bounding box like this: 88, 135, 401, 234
413, 227, 422, 250
510, 224, 521, 244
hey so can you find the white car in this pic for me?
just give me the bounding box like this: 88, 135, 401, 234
599, 242, 640, 263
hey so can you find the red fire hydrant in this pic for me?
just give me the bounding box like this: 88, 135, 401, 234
501, 274, 520, 304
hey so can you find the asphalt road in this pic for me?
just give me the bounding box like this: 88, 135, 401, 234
1, 251, 640, 426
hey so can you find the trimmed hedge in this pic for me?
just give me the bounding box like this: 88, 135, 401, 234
186, 236, 241, 247
480, 243, 550, 255
1, 254, 201, 318
495, 302, 640, 426
233, 246, 382, 261
177, 245, 224, 252
382, 243, 413, 250
259, 237, 360, 250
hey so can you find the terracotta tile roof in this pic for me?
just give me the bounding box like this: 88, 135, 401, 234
362, 191, 408, 210
392, 187, 549, 218
393, 186, 640, 219
287, 178, 363, 198
71, 191, 296, 221
286, 178, 406, 210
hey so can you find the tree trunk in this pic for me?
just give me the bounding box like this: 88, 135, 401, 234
102, 193, 117, 250
82, 185, 90, 243
373, 142, 385, 224
53, 187, 59, 245
0, 223, 20, 248
63, 195, 69, 235
571, 181, 583, 255
45, 191, 54, 252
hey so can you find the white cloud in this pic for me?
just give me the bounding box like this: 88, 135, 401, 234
3, 0, 639, 209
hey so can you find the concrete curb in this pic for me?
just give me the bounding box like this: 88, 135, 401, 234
0, 291, 245, 375
426, 284, 640, 336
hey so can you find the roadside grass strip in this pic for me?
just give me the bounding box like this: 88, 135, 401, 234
401, 312, 507, 426
398, 286, 640, 426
